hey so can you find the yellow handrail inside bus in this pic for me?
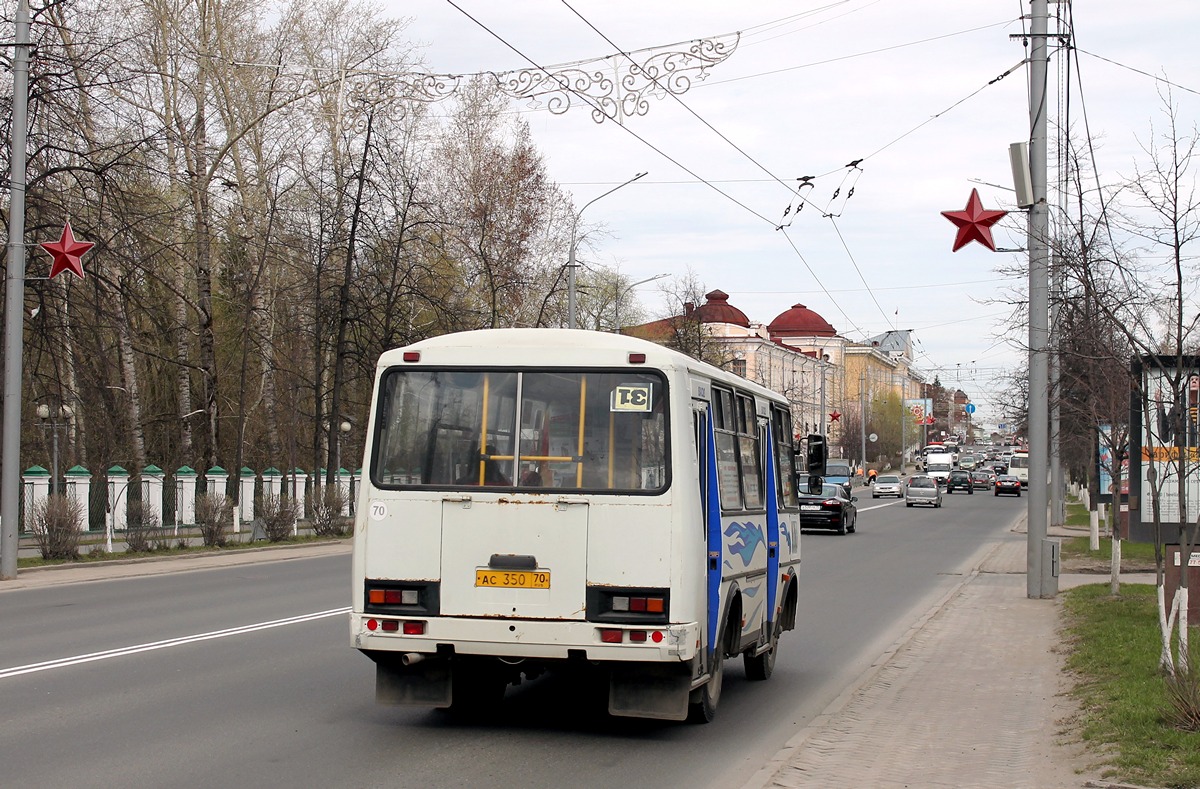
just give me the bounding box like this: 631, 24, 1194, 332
477, 373, 490, 484
607, 410, 615, 489
576, 376, 587, 487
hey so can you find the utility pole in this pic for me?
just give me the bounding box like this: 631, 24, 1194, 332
859, 369, 867, 478
1, 0, 31, 581
1025, 0, 1054, 599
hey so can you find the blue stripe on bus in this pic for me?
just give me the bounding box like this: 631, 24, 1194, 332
764, 422, 780, 631
705, 407, 722, 658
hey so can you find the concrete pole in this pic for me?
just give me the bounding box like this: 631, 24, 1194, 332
819, 361, 827, 438
1, 0, 32, 581
1026, 0, 1053, 599
1050, 258, 1064, 529
859, 370, 867, 478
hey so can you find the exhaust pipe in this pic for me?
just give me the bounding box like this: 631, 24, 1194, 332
400, 652, 426, 666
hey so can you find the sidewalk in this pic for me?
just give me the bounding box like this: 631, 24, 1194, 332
0, 539, 352, 592
742, 526, 1152, 789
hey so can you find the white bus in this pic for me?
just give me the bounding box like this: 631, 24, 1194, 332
350, 329, 802, 722
1009, 450, 1029, 487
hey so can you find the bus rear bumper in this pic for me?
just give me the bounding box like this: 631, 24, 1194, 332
351, 613, 700, 663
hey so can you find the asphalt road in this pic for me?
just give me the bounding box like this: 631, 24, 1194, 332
0, 488, 1023, 789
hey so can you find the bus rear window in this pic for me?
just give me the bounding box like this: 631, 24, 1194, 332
372, 369, 668, 493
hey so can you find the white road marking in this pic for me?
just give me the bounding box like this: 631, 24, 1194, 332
0, 607, 351, 680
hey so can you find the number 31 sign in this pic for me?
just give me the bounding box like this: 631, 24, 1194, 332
611, 384, 653, 412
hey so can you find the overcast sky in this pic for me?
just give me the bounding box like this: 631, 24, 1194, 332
381, 0, 1199, 427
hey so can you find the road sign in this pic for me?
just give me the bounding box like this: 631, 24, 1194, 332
868, 433, 878, 442
965, 403, 976, 415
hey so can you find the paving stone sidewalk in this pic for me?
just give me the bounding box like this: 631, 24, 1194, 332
742, 536, 1151, 789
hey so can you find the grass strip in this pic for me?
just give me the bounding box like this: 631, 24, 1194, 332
1061, 583, 1200, 787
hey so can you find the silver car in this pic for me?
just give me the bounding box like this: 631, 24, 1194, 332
872, 474, 903, 498
905, 475, 943, 508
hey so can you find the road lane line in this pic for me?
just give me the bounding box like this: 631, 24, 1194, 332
0, 606, 351, 680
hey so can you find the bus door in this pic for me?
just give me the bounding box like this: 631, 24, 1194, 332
761, 419, 780, 638
694, 399, 723, 663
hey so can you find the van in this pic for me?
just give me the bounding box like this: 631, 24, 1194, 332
824, 461, 853, 488
925, 452, 955, 484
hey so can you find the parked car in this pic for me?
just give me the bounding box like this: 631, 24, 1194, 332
799, 482, 857, 534
970, 470, 994, 490
994, 475, 1022, 496
905, 475, 943, 508
872, 474, 903, 498
945, 469, 974, 494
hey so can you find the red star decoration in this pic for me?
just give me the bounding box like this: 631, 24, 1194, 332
829, 411, 841, 422
40, 222, 93, 279
941, 188, 1006, 252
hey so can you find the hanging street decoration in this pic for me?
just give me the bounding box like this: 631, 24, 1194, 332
829, 410, 841, 423
40, 222, 94, 279
941, 188, 1007, 252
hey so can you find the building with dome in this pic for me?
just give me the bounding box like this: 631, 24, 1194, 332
625, 290, 926, 465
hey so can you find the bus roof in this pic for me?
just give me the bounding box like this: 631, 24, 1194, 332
376, 328, 787, 402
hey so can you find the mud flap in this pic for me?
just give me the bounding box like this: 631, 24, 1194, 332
608, 663, 691, 721
375, 658, 452, 707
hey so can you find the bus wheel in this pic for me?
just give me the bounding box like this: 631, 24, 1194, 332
744, 620, 780, 681
689, 622, 730, 723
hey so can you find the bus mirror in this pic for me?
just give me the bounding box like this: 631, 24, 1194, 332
805, 434, 826, 476
806, 475, 823, 495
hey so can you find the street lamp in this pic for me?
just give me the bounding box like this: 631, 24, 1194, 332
613, 272, 670, 331
568, 171, 648, 329
36, 403, 71, 495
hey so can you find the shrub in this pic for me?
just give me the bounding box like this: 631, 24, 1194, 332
1166, 662, 1200, 732
195, 493, 234, 547
124, 500, 170, 553
29, 494, 85, 560
259, 494, 299, 542
309, 486, 352, 537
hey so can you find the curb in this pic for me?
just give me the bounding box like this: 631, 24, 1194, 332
17, 538, 352, 574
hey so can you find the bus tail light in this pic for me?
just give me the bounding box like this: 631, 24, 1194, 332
587, 587, 670, 624
365, 581, 440, 615
613, 595, 665, 614
369, 619, 426, 635
402, 351, 421, 362
600, 629, 624, 643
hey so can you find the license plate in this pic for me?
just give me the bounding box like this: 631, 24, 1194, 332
801, 505, 822, 511
475, 569, 551, 589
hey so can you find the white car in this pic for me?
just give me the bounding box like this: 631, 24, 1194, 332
872, 474, 903, 498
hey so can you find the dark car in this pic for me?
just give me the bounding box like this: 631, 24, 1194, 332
799, 482, 857, 534
994, 475, 1022, 496
945, 469, 974, 494
970, 470, 994, 490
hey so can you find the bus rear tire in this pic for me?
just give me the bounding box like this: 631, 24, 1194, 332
689, 623, 731, 723
744, 621, 780, 681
